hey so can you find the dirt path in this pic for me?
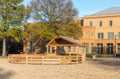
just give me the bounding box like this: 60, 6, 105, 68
0, 58, 120, 79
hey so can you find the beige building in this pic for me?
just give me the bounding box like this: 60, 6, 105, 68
76, 7, 120, 54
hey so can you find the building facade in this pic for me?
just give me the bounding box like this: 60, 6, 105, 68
76, 7, 120, 54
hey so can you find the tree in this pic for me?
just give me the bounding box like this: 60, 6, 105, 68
30, 0, 82, 39
22, 0, 82, 53
22, 22, 54, 53
0, 0, 24, 56
21, 5, 32, 54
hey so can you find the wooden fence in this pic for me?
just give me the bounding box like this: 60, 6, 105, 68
8, 54, 83, 65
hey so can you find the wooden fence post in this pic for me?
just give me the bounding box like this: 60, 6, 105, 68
26, 56, 28, 64
42, 56, 44, 65
76, 55, 79, 64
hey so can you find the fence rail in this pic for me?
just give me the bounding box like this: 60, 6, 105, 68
8, 54, 83, 65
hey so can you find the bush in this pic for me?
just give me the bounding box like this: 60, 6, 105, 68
86, 54, 93, 58
116, 54, 120, 58
86, 54, 114, 58
97, 54, 114, 58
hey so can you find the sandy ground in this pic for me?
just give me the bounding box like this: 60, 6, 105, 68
0, 58, 120, 79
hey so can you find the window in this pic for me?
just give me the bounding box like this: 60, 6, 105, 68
84, 43, 89, 53
109, 20, 112, 26
74, 46, 77, 53
107, 43, 113, 54
83, 32, 88, 37
118, 32, 120, 38
67, 46, 71, 52
48, 46, 51, 53
80, 20, 83, 26
58, 46, 65, 54
98, 33, 104, 39
89, 21, 93, 26
91, 43, 94, 53
99, 21, 102, 27
108, 32, 114, 39
82, 47, 85, 54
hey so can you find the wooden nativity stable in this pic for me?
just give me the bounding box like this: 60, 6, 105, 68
46, 35, 84, 56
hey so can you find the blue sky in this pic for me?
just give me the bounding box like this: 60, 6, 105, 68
23, 0, 120, 17
72, 0, 120, 17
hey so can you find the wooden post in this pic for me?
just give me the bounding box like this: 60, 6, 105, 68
50, 46, 52, 53
77, 46, 79, 54
78, 46, 82, 63
59, 56, 61, 65
77, 46, 79, 64
82, 46, 86, 62
69, 46, 72, 64
55, 46, 57, 55
46, 46, 48, 54
30, 56, 32, 63
26, 56, 28, 64
76, 54, 78, 64
42, 56, 44, 65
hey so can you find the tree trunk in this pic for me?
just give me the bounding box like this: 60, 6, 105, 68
2, 38, 7, 56
23, 40, 30, 54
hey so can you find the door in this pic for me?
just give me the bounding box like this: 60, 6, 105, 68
56, 46, 65, 55
97, 43, 103, 54
107, 43, 113, 54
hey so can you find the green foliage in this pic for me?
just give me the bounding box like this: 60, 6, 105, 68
23, 22, 56, 42
30, 0, 82, 39
0, 0, 24, 37
0, 0, 25, 56
97, 54, 114, 58
7, 28, 23, 42
22, 0, 83, 53
86, 54, 93, 58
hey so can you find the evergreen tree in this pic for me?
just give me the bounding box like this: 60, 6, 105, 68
0, 0, 24, 56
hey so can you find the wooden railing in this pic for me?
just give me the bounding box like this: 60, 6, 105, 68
8, 54, 83, 65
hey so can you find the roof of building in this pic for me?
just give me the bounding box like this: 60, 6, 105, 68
46, 35, 83, 46
91, 6, 120, 16
57, 35, 83, 46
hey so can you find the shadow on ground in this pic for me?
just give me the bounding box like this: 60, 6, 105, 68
87, 58, 120, 72
0, 68, 15, 79
92, 59, 120, 66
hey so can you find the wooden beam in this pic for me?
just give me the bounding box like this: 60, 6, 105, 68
54, 46, 57, 55
46, 46, 48, 54
50, 46, 52, 53
46, 36, 58, 47
48, 44, 78, 46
